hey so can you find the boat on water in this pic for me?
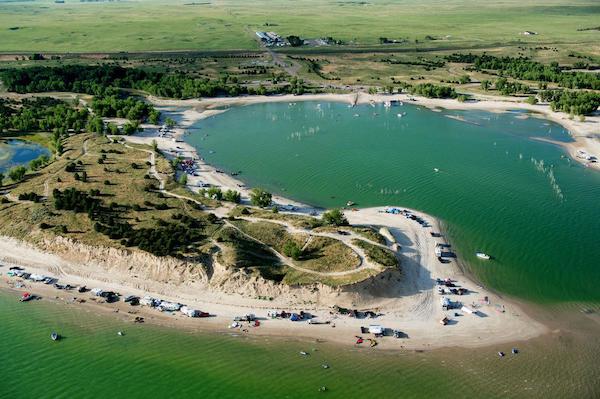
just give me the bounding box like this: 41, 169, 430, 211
20, 292, 34, 302
346, 200, 355, 207
476, 252, 491, 260
51, 332, 60, 341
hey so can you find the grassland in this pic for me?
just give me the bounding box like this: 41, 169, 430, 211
0, 0, 598, 53
0, 132, 390, 287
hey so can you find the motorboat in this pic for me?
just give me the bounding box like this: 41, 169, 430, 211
20, 292, 34, 302
51, 332, 60, 341
476, 252, 491, 260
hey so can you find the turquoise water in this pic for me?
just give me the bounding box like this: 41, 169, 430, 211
187, 101, 600, 303
1, 290, 598, 398
0, 139, 49, 172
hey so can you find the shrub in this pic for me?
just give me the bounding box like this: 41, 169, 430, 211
283, 240, 302, 260
322, 208, 348, 226
250, 188, 272, 208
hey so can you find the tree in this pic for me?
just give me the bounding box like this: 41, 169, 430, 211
283, 240, 302, 260
250, 188, 272, 208
151, 139, 158, 152
165, 117, 176, 128
8, 166, 27, 183
286, 35, 303, 47
526, 96, 538, 105
480, 80, 491, 91
106, 122, 119, 135
322, 208, 348, 226
0, 172, 4, 187
223, 189, 241, 203
86, 116, 104, 134
206, 187, 222, 200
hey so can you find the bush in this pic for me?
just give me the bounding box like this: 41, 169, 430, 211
18, 192, 41, 202
8, 166, 27, 182
283, 240, 302, 260
526, 96, 538, 105
207, 187, 223, 200
322, 208, 348, 226
223, 189, 241, 203
250, 188, 272, 208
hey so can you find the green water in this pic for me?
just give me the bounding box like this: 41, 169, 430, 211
0, 139, 49, 172
187, 101, 600, 304
1, 290, 598, 398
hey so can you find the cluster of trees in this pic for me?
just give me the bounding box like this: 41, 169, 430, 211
52, 187, 210, 256
53, 188, 102, 215
0, 65, 309, 100
0, 97, 89, 134
408, 83, 457, 99
199, 187, 241, 203
446, 53, 600, 90
91, 94, 159, 123
539, 90, 600, 116
18, 192, 42, 202
94, 218, 205, 257
494, 77, 530, 95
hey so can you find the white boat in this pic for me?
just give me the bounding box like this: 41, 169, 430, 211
476, 252, 491, 260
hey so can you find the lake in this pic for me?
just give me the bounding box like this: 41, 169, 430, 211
187, 101, 600, 304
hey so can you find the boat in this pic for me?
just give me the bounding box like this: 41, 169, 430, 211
346, 200, 355, 207
117, 331, 124, 336
476, 252, 491, 260
433, 168, 439, 172
512, 348, 519, 354
51, 332, 60, 341
299, 351, 309, 356
20, 292, 34, 302
498, 351, 505, 357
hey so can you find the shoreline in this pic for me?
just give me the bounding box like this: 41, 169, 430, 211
147, 91, 600, 171
3, 89, 591, 351
0, 201, 547, 351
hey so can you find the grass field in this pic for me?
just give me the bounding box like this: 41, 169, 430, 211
0, 0, 598, 53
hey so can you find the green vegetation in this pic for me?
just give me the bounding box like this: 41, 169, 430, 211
8, 166, 27, 183
446, 53, 600, 90
0, 97, 89, 134
322, 208, 348, 226
352, 239, 399, 269
0, 65, 310, 99
91, 92, 157, 122
250, 188, 272, 208
0, 1, 598, 52
408, 83, 457, 99
540, 90, 600, 115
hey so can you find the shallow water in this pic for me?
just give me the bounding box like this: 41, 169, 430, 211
186, 101, 600, 304
0, 139, 49, 172
1, 290, 598, 399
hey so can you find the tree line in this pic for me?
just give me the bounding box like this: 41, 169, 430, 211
445, 53, 600, 90
0, 65, 310, 99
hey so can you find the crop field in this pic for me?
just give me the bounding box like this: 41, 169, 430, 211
0, 0, 598, 53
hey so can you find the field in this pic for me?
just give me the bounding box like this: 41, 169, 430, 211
0, 0, 598, 53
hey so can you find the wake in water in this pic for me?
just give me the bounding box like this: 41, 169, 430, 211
531, 158, 564, 201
